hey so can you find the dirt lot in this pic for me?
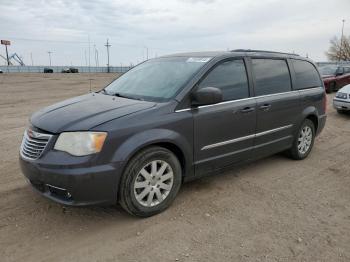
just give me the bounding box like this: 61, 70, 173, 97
0, 73, 349, 262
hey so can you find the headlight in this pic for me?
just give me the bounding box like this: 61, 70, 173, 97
54, 132, 107, 156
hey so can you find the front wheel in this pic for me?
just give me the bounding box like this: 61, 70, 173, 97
287, 119, 315, 160
119, 146, 182, 217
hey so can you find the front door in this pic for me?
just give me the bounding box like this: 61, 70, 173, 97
193, 59, 256, 175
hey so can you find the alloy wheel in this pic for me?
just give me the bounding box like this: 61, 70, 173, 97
298, 126, 313, 155
133, 160, 174, 207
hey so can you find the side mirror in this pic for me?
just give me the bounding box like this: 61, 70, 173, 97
335, 69, 344, 76
192, 87, 223, 106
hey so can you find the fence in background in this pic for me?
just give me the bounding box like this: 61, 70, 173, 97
317, 61, 350, 66
0, 66, 132, 73
1, 63, 350, 73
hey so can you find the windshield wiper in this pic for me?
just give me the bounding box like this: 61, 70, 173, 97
113, 93, 144, 101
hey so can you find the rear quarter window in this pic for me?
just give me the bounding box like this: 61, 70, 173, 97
292, 60, 322, 89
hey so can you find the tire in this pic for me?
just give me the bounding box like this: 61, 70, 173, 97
287, 119, 315, 160
119, 146, 182, 217
337, 109, 344, 114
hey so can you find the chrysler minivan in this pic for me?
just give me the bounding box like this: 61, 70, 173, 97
20, 50, 327, 217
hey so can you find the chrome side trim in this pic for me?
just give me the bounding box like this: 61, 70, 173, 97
197, 97, 255, 109
174, 87, 323, 113
175, 97, 254, 113
202, 134, 255, 150
175, 108, 192, 113
46, 184, 67, 191
255, 124, 293, 138
201, 124, 293, 150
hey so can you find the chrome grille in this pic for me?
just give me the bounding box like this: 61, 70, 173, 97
20, 129, 52, 160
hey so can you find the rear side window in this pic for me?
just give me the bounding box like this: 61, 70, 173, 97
252, 59, 291, 96
292, 60, 322, 89
198, 59, 249, 101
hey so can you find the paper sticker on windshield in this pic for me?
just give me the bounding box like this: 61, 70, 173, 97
186, 57, 211, 63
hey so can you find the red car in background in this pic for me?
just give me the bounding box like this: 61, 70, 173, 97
319, 65, 350, 93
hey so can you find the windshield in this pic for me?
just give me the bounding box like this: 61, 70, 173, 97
104, 56, 211, 102
319, 65, 337, 76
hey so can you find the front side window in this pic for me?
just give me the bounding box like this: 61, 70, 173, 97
252, 59, 291, 96
104, 57, 211, 102
198, 59, 249, 101
292, 59, 322, 89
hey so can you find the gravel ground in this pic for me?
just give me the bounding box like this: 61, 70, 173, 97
0, 73, 349, 262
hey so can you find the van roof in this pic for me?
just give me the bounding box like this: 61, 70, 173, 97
164, 49, 305, 60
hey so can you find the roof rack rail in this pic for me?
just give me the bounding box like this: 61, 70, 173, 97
231, 49, 300, 56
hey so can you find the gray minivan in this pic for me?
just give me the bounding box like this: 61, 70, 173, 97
19, 50, 327, 217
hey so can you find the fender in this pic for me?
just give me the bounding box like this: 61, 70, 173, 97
111, 128, 194, 178
298, 106, 319, 133
301, 106, 319, 119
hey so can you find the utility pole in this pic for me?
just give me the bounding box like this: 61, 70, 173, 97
96, 48, 99, 67
30, 52, 34, 66
47, 51, 52, 66
340, 19, 346, 61
1, 40, 11, 66
84, 50, 87, 66
5, 45, 9, 66
94, 45, 99, 67
105, 38, 111, 73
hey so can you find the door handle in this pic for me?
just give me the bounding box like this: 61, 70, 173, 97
240, 107, 255, 113
260, 104, 271, 111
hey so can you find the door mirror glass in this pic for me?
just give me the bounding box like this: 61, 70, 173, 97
192, 87, 223, 106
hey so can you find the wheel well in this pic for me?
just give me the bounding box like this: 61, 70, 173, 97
306, 114, 318, 132
154, 142, 186, 177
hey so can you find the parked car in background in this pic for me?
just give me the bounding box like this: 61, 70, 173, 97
19, 50, 326, 217
69, 67, 79, 73
0, 69, 3, 73
43, 68, 53, 73
333, 84, 350, 113
319, 65, 350, 93
61, 67, 79, 73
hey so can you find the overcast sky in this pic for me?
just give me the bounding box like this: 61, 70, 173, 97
0, 0, 349, 66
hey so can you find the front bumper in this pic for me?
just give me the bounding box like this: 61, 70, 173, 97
333, 99, 350, 111
19, 156, 124, 206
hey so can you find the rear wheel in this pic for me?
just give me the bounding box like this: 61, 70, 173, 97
287, 119, 315, 160
119, 146, 182, 217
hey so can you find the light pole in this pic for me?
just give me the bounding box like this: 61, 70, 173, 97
105, 39, 111, 73
47, 51, 52, 66
340, 19, 345, 61
30, 52, 34, 66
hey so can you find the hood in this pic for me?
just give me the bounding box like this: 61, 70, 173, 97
322, 74, 335, 79
31, 93, 156, 133
338, 84, 350, 93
